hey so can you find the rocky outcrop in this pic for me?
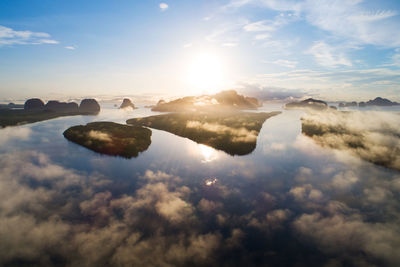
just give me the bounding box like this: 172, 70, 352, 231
285, 98, 328, 110
24, 98, 45, 110
119, 98, 136, 109
45, 101, 79, 112
79, 99, 100, 114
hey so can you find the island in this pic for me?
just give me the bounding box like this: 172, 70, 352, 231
337, 97, 399, 108
127, 111, 280, 156
0, 98, 101, 128
301, 111, 400, 171
151, 90, 262, 112
119, 98, 136, 109
338, 102, 357, 108
366, 97, 399, 106
285, 98, 328, 110
63, 122, 152, 158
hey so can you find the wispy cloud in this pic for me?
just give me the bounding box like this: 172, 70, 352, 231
244, 13, 294, 36
228, 0, 400, 47
64, 45, 76, 50
272, 59, 298, 68
0, 25, 58, 46
244, 20, 276, 32
306, 41, 352, 67
254, 33, 270, 40
222, 42, 238, 47
159, 3, 168, 11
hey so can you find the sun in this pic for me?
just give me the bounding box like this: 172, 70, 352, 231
186, 52, 224, 95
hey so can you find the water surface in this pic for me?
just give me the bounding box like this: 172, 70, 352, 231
0, 104, 399, 266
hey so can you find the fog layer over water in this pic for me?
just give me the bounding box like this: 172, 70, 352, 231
0, 104, 399, 266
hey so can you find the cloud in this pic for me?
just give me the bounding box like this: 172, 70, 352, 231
88, 130, 112, 142
244, 68, 400, 101
244, 20, 276, 32
243, 13, 295, 40
301, 0, 399, 47
302, 111, 400, 171
306, 41, 352, 67
272, 59, 298, 68
248, 209, 292, 232
254, 33, 270, 40
222, 42, 238, 47
0, 127, 31, 145
231, 0, 400, 47
0, 25, 58, 46
237, 83, 306, 101
186, 120, 258, 143
289, 184, 324, 202
141, 170, 181, 182
293, 211, 400, 265
198, 198, 223, 214
159, 3, 168, 11
331, 170, 359, 190
0, 152, 228, 265
64, 46, 76, 50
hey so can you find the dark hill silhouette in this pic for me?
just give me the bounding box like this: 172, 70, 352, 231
1, 98, 101, 127
24, 98, 45, 110
45, 101, 79, 112
366, 97, 399, 106
79, 99, 100, 114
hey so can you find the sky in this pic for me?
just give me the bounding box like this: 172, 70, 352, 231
0, 0, 399, 101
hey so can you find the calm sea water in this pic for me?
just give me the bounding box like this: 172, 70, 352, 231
0, 103, 399, 266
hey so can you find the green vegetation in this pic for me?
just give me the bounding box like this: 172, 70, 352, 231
63, 122, 152, 158
127, 111, 280, 156
0, 109, 86, 128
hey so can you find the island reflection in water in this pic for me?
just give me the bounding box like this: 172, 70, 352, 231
0, 103, 399, 266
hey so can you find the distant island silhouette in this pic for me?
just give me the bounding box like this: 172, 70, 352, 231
285, 98, 328, 110
63, 122, 151, 158
127, 111, 280, 156
152, 90, 262, 112
339, 97, 399, 108
119, 98, 137, 109
0, 98, 100, 127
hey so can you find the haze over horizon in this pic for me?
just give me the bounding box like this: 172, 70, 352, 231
1, 0, 400, 102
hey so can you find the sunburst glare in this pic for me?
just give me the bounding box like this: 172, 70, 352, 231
185, 52, 225, 95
